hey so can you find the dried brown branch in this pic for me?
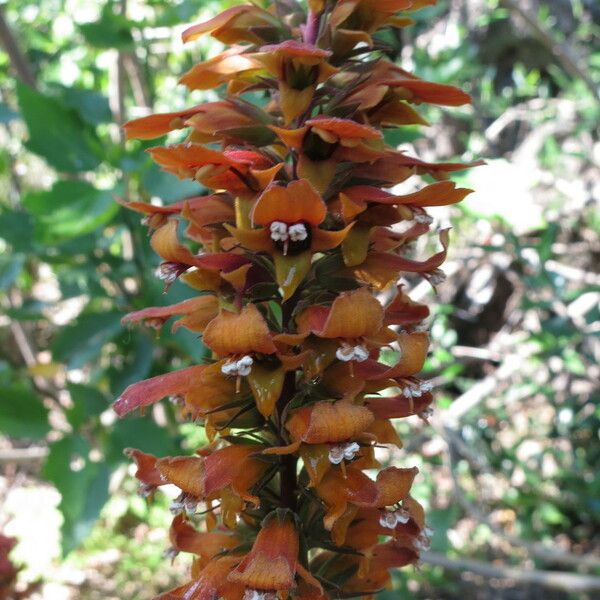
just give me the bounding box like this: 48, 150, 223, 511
0, 447, 48, 464
421, 551, 600, 592
500, 0, 599, 101
438, 425, 600, 571
0, 6, 37, 88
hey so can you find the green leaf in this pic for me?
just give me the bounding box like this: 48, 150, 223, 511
0, 209, 35, 251
0, 383, 50, 439
107, 416, 180, 464
23, 180, 119, 243
16, 81, 102, 172
42, 436, 110, 554
65, 383, 109, 428
78, 7, 134, 50
0, 253, 25, 290
51, 311, 123, 369
55, 86, 112, 125
142, 161, 202, 202
108, 331, 154, 394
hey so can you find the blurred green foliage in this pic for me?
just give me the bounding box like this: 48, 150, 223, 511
0, 0, 598, 598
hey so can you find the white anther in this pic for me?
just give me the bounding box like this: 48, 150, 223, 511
336, 343, 369, 363
155, 262, 181, 283
420, 381, 434, 392
428, 269, 446, 285
221, 362, 237, 376
423, 525, 434, 538
270, 221, 289, 241
403, 387, 413, 399
164, 547, 179, 560
336, 344, 356, 362
412, 387, 423, 398
243, 592, 277, 600
415, 532, 431, 551
379, 511, 399, 529
238, 355, 254, 367
288, 223, 308, 242
237, 362, 252, 377
221, 355, 254, 377
138, 484, 155, 498
394, 507, 410, 524
353, 344, 369, 362
328, 446, 345, 465
343, 442, 360, 460
183, 497, 198, 515
169, 499, 185, 514
329, 442, 360, 465
414, 214, 433, 224
419, 407, 434, 420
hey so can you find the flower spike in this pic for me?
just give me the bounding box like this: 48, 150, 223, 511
115, 1, 481, 598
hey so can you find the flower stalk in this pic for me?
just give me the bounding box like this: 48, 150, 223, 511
116, 1, 480, 598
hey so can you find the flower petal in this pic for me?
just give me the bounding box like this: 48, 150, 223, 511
228, 509, 299, 591
311, 223, 354, 252
297, 287, 384, 339
122, 295, 218, 330
366, 391, 433, 419
286, 401, 375, 445
252, 179, 326, 226
169, 514, 240, 560
157, 455, 206, 498
203, 303, 278, 356
123, 105, 204, 139
114, 365, 207, 416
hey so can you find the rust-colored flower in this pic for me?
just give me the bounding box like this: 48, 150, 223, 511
273, 116, 385, 192
253, 41, 338, 123
182, 5, 283, 46
115, 1, 481, 598
226, 179, 352, 299
228, 509, 321, 596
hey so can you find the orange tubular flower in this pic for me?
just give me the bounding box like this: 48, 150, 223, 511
253, 41, 338, 123
228, 510, 321, 597
273, 116, 385, 192
226, 179, 352, 299
115, 1, 481, 598
179, 47, 263, 92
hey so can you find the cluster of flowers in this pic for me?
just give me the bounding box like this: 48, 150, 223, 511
115, 1, 479, 598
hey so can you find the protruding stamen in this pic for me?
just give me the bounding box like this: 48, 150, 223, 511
353, 344, 369, 362
329, 441, 360, 465
394, 507, 411, 524
427, 268, 446, 285
379, 511, 399, 529
419, 406, 434, 421
328, 446, 345, 465
163, 547, 179, 562
336, 343, 369, 363
414, 213, 433, 225
415, 530, 432, 551
221, 355, 254, 378
421, 380, 434, 392
270, 221, 289, 242
236, 355, 253, 377
243, 591, 278, 600
336, 343, 356, 362
155, 262, 185, 284
343, 441, 360, 460
288, 223, 308, 242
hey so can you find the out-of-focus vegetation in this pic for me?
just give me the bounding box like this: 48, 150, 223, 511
0, 0, 598, 598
